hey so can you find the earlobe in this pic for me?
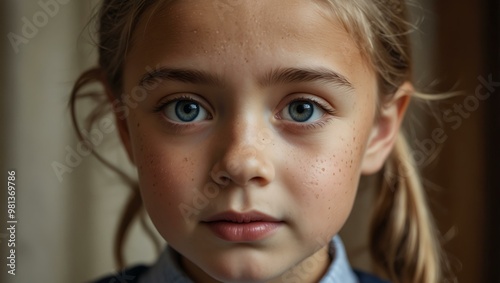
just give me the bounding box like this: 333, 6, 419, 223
101, 77, 136, 165
361, 82, 412, 175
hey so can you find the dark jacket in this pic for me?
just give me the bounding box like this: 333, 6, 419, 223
94, 265, 390, 283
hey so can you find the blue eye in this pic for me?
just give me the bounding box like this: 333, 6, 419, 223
282, 100, 325, 122
163, 100, 209, 123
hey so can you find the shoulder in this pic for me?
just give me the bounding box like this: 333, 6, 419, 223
92, 265, 150, 283
354, 270, 391, 283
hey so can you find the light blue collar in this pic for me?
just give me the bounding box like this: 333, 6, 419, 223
139, 236, 358, 283
319, 236, 358, 283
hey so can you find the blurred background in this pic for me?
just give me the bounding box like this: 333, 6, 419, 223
0, 0, 498, 282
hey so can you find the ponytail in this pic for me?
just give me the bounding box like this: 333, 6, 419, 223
369, 133, 448, 282
69, 68, 161, 269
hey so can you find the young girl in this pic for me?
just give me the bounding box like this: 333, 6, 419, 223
71, 0, 451, 282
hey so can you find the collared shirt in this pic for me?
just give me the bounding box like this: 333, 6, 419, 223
139, 236, 358, 283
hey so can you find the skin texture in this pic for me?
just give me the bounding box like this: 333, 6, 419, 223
113, 0, 410, 282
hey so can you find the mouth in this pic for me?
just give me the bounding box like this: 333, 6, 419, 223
201, 211, 283, 242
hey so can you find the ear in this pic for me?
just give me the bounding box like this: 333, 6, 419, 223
361, 82, 412, 175
101, 78, 136, 165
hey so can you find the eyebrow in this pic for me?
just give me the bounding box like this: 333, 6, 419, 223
139, 66, 354, 92
259, 67, 354, 92
139, 68, 226, 88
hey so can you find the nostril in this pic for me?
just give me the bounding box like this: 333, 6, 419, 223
249, 176, 267, 187
211, 170, 231, 186
210, 145, 275, 187
220, 176, 231, 185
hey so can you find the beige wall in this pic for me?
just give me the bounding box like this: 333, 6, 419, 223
0, 1, 158, 282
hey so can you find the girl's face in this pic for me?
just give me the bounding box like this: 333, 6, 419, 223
119, 0, 389, 282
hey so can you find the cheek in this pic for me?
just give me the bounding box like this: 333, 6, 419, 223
283, 132, 369, 238
129, 125, 208, 239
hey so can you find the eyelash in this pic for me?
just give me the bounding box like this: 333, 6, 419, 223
279, 96, 337, 129
153, 95, 213, 129
287, 96, 336, 115
153, 95, 337, 129
153, 95, 194, 112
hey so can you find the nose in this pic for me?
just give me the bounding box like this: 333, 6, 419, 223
210, 124, 275, 187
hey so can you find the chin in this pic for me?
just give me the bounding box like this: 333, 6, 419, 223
209, 273, 276, 283
203, 261, 281, 283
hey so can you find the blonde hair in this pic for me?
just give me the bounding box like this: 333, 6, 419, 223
70, 0, 450, 282
323, 2, 451, 282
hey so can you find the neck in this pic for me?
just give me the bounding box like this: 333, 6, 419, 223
180, 245, 332, 283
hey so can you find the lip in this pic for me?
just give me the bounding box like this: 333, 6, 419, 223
202, 211, 283, 242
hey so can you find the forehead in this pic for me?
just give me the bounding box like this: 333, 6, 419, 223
125, 0, 374, 91
137, 0, 332, 35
